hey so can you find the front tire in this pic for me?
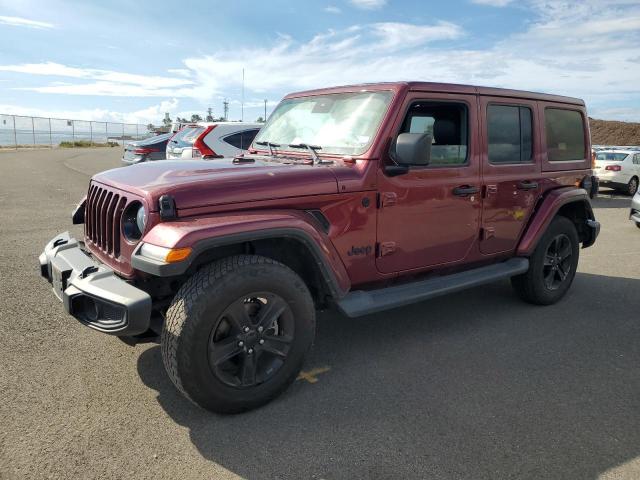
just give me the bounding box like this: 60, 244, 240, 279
511, 216, 579, 305
161, 255, 315, 413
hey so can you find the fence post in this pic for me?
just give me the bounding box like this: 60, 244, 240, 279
122, 123, 125, 146
13, 115, 17, 150
71, 120, 75, 146
105, 122, 108, 143
136, 124, 139, 140
48, 117, 52, 148
31, 116, 35, 146
90, 121, 93, 145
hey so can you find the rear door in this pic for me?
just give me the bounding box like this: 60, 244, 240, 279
479, 97, 541, 254
376, 92, 481, 273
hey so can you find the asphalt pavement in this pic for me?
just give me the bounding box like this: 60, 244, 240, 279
1, 147, 639, 480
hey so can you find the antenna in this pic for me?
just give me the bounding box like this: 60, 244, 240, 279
241, 68, 245, 122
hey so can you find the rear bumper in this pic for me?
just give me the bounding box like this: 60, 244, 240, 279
39, 232, 151, 336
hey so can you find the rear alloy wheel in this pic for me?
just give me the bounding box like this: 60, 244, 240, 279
162, 255, 315, 413
511, 216, 579, 305
628, 177, 639, 196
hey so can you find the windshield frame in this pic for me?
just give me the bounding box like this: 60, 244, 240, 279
253, 89, 396, 158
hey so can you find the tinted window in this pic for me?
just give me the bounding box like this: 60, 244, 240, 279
487, 105, 533, 164
635, 154, 640, 165
223, 129, 260, 150
545, 109, 586, 161
399, 102, 468, 166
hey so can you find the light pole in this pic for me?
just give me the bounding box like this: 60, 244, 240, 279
264, 99, 267, 122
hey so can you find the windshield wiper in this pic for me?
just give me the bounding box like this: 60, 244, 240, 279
255, 140, 280, 157
288, 143, 331, 165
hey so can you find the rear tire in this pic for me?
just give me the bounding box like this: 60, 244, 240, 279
628, 177, 639, 196
161, 255, 315, 413
511, 216, 579, 305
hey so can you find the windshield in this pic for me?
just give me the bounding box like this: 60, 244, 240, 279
254, 91, 393, 156
597, 152, 628, 161
171, 126, 205, 147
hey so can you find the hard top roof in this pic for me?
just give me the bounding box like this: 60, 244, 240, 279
285, 81, 584, 106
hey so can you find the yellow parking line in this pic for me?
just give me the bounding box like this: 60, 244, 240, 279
296, 366, 331, 384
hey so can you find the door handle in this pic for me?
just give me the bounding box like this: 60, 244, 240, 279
517, 180, 539, 190
453, 185, 480, 196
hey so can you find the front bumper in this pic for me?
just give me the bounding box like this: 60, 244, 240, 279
39, 232, 151, 336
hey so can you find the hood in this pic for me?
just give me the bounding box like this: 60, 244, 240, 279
92, 158, 339, 211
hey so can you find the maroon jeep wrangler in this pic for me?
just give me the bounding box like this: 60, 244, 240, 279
40, 82, 599, 413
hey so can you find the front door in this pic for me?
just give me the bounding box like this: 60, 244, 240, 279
479, 97, 541, 255
376, 93, 481, 274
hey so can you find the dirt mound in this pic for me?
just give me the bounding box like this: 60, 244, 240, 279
589, 118, 640, 146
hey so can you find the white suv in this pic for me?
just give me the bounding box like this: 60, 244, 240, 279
594, 149, 640, 195
166, 122, 261, 159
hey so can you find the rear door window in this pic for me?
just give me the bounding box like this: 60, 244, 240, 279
487, 105, 533, 164
544, 109, 586, 162
223, 129, 260, 150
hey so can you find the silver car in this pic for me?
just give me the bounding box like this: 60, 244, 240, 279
630, 190, 640, 229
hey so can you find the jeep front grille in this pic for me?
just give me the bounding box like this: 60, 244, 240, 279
85, 184, 127, 257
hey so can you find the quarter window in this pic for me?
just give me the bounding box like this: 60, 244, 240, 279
545, 109, 586, 162
487, 105, 533, 164
223, 129, 260, 150
399, 102, 468, 166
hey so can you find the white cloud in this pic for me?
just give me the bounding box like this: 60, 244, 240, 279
324, 5, 341, 13
0, 15, 55, 29
470, 0, 513, 6
0, 62, 194, 97
349, 0, 386, 9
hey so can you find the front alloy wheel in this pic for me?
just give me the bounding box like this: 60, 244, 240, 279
208, 293, 294, 388
162, 255, 315, 413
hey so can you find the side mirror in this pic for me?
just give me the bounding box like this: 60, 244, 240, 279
395, 133, 432, 166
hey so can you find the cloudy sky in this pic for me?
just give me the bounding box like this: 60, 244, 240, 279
0, 0, 638, 125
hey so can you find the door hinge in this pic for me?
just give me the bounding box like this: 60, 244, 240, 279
483, 185, 497, 198
377, 241, 396, 257
481, 227, 495, 240
380, 192, 397, 208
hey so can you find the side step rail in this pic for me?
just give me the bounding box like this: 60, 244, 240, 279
336, 258, 529, 317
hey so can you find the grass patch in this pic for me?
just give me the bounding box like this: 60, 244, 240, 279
59, 140, 120, 148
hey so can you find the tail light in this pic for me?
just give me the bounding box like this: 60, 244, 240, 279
193, 125, 223, 159
134, 147, 160, 155
605, 164, 621, 171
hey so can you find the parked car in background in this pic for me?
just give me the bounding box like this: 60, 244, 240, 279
166, 122, 261, 159
630, 190, 640, 229
594, 149, 640, 195
121, 132, 173, 167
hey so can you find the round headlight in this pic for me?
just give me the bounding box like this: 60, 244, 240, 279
122, 202, 145, 242
136, 205, 146, 234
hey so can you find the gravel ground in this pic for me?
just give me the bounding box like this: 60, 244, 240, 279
1, 147, 640, 480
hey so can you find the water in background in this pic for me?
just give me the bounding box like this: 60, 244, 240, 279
0, 114, 151, 147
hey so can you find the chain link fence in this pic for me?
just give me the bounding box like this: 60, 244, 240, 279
0, 114, 153, 149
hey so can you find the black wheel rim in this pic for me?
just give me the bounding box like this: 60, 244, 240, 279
207, 292, 294, 388
543, 234, 573, 291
